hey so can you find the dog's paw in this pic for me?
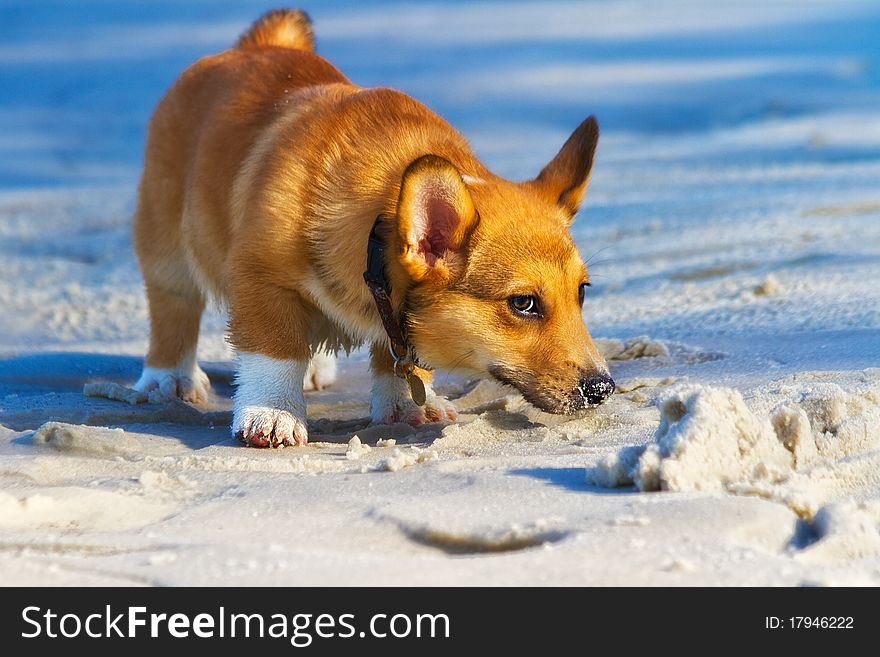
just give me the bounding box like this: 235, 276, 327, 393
303, 351, 337, 391
134, 363, 210, 404
370, 374, 457, 426
375, 395, 458, 426
234, 405, 308, 448
233, 353, 309, 448
423, 394, 458, 423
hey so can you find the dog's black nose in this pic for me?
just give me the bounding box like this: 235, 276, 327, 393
577, 373, 615, 406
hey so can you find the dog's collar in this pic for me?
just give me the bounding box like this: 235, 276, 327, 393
363, 216, 428, 406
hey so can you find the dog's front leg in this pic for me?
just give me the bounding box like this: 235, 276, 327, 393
369, 343, 457, 426
233, 353, 309, 447
228, 284, 312, 447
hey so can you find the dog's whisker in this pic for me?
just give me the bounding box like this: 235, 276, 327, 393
439, 349, 476, 385
586, 258, 616, 266
584, 245, 614, 265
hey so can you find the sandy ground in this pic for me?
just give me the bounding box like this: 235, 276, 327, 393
1, 0, 879, 585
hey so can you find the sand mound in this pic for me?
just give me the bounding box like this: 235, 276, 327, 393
377, 447, 438, 472
590, 386, 792, 492
801, 501, 880, 560
770, 377, 880, 463
83, 381, 163, 405
33, 420, 143, 457
596, 336, 670, 360
589, 371, 880, 522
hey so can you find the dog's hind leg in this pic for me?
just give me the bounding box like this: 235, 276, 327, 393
302, 349, 337, 391
134, 264, 210, 404
132, 186, 210, 404
369, 342, 457, 426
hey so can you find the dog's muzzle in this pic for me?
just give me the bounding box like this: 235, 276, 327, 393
489, 364, 615, 414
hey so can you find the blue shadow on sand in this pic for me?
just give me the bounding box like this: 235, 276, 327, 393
0, 351, 235, 398
510, 467, 637, 494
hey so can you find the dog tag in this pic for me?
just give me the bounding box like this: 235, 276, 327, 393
407, 373, 426, 406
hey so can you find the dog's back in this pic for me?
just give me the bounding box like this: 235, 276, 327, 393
134, 10, 348, 300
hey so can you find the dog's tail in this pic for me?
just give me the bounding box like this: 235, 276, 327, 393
236, 8, 315, 51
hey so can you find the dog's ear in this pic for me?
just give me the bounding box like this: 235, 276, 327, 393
396, 155, 477, 282
527, 116, 599, 220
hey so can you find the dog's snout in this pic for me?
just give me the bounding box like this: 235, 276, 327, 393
577, 373, 615, 407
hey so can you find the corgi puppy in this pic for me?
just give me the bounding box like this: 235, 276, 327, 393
133, 9, 614, 447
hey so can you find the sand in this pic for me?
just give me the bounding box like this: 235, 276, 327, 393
1, 0, 879, 585
590, 372, 880, 527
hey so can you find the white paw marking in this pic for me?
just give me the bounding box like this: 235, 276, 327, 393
134, 352, 210, 404
302, 350, 337, 391
370, 373, 457, 426
233, 353, 309, 447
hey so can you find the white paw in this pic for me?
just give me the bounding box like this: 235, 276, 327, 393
370, 373, 457, 426
302, 351, 337, 391
233, 353, 309, 448
134, 359, 210, 404
233, 405, 308, 448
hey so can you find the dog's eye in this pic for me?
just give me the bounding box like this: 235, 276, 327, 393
509, 295, 540, 317
578, 282, 590, 307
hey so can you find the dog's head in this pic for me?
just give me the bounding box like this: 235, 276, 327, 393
393, 116, 613, 413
